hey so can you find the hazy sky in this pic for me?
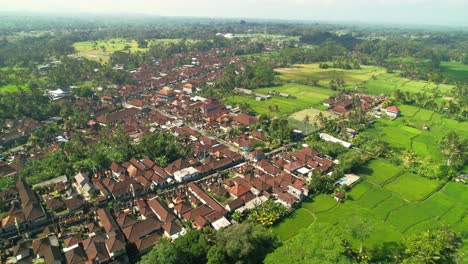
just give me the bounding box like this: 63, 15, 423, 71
2, 0, 468, 26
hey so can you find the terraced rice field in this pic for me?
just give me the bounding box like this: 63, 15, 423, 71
271, 180, 467, 260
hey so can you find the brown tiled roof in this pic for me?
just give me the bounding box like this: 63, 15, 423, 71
32, 236, 63, 264
229, 184, 250, 197
147, 197, 177, 222
163, 220, 182, 236
122, 217, 162, 243
105, 232, 126, 255
117, 213, 138, 229
97, 208, 119, 234
187, 182, 226, 214
82, 234, 110, 262
63, 234, 82, 248
65, 245, 87, 264
134, 233, 161, 253
227, 198, 244, 211
234, 113, 258, 126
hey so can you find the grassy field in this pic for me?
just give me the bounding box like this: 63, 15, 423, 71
287, 108, 335, 133
270, 180, 468, 260
360, 73, 454, 96
356, 159, 402, 184
362, 105, 467, 160
384, 172, 442, 201
440, 61, 468, 83
224, 83, 336, 116
272, 208, 315, 241
275, 63, 385, 88
72, 38, 183, 62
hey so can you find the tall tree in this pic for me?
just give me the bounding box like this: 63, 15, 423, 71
440, 131, 466, 168
402, 227, 463, 264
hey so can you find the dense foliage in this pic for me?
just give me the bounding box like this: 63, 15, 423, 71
139, 222, 279, 264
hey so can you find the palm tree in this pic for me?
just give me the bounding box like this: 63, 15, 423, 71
402, 150, 418, 168
440, 131, 465, 167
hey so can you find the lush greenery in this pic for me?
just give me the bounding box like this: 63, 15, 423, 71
139, 222, 279, 264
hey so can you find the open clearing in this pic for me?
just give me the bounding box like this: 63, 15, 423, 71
275, 63, 385, 88
440, 61, 468, 83
224, 83, 335, 116
356, 159, 402, 184
72, 38, 183, 62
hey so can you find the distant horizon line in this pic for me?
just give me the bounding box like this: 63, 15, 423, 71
1, 10, 467, 30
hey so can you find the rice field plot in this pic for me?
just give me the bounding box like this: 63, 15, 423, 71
355, 159, 402, 184
398, 105, 420, 118
355, 187, 393, 209
372, 195, 407, 221
404, 218, 443, 234
288, 107, 335, 132
72, 38, 183, 62
365, 121, 420, 149
302, 194, 337, 213
386, 186, 459, 232
384, 172, 442, 202
361, 73, 454, 96
440, 61, 468, 83
411, 133, 442, 160
275, 63, 385, 87
346, 180, 373, 201
272, 208, 315, 241
225, 83, 336, 117
313, 201, 403, 251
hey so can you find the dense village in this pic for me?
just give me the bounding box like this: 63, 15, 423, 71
0, 42, 341, 263
0, 13, 467, 264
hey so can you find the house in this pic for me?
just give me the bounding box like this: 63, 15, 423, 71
163, 220, 185, 239
251, 150, 265, 162
147, 197, 177, 223
74, 172, 98, 197
64, 245, 88, 264
182, 83, 195, 94
334, 192, 345, 202
0, 161, 18, 177
173, 167, 199, 182
12, 241, 32, 263
275, 191, 299, 209
32, 235, 63, 264
156, 88, 176, 101
319, 133, 352, 148
385, 106, 401, 118
234, 113, 258, 126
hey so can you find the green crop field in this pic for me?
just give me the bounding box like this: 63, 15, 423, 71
302, 194, 338, 213
384, 172, 442, 201
275, 63, 385, 88
356, 159, 402, 184
272, 208, 315, 241
360, 73, 455, 96
270, 179, 467, 260
362, 106, 467, 160
440, 61, 468, 83
224, 83, 335, 116
72, 38, 183, 62
347, 180, 373, 200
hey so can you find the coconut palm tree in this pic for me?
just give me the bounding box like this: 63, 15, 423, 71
440, 131, 465, 167
402, 150, 418, 168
